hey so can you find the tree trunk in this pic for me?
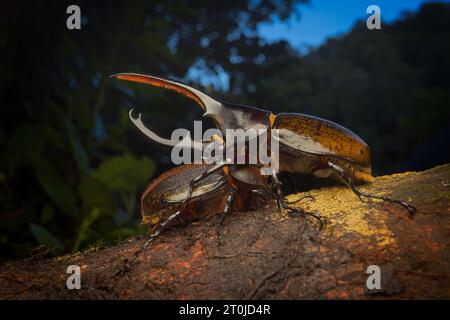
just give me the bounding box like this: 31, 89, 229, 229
1, 164, 449, 299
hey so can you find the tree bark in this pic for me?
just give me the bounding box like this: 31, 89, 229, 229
1, 164, 449, 299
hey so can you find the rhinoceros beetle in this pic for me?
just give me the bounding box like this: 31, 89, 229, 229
112, 73, 416, 216
139, 163, 284, 245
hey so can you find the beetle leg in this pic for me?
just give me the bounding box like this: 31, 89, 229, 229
287, 208, 324, 230
271, 172, 324, 229
164, 162, 227, 204
183, 162, 226, 203
175, 216, 188, 227
143, 210, 182, 248
270, 172, 285, 211
285, 193, 315, 205
327, 161, 416, 215
162, 174, 227, 206
216, 189, 235, 246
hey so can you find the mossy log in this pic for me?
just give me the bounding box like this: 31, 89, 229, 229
1, 164, 449, 299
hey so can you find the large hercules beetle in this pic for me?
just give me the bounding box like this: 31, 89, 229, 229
112, 73, 415, 244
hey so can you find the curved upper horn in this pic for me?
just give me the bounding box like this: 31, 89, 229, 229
112, 73, 221, 112
113, 72, 272, 135
128, 109, 207, 152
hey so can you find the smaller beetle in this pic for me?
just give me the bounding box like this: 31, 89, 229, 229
141, 163, 281, 245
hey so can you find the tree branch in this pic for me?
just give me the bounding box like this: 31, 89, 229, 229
1, 164, 449, 299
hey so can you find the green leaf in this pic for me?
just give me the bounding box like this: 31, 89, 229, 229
41, 126, 67, 151
29, 156, 76, 216
105, 227, 144, 241
92, 154, 154, 193
78, 175, 115, 215
119, 107, 130, 129
30, 223, 63, 252
0, 171, 5, 183
8, 125, 46, 157
8, 125, 46, 170
65, 117, 89, 174
72, 207, 102, 252
40, 204, 55, 224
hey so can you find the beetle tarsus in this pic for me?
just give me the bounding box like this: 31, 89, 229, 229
349, 184, 416, 215
285, 193, 315, 205
271, 172, 324, 229
328, 161, 416, 215
285, 206, 325, 230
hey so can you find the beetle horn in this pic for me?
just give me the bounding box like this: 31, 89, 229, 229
112, 73, 272, 134
128, 109, 207, 152
112, 73, 222, 112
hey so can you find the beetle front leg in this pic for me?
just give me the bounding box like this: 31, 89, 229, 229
143, 210, 182, 248
327, 161, 416, 215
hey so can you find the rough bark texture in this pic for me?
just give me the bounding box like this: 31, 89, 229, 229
1, 164, 449, 299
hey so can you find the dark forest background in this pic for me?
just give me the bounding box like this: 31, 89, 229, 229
1, 0, 449, 261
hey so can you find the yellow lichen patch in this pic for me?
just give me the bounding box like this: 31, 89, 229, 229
285, 185, 396, 248
54, 252, 82, 262
377, 172, 415, 181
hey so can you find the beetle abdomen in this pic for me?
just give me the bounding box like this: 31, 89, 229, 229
140, 164, 226, 229
274, 113, 371, 168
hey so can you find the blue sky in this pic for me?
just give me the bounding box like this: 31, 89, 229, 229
258, 0, 441, 52
188, 0, 447, 89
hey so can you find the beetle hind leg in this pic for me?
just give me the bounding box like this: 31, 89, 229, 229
352, 187, 416, 215
327, 161, 416, 215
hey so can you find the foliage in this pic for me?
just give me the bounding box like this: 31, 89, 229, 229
0, 1, 449, 261
0, 0, 304, 260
